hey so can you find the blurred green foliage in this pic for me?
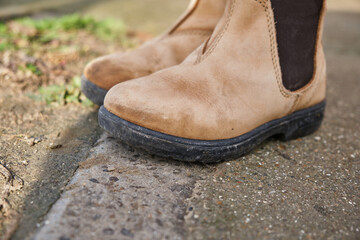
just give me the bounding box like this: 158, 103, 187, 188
0, 14, 128, 52
26, 63, 42, 75
0, 14, 130, 107
28, 77, 93, 107
17, 14, 127, 41
0, 23, 13, 51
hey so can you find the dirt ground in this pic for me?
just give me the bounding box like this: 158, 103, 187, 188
0, 16, 142, 239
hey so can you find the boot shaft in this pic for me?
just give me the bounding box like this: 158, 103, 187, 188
199, 0, 326, 90
169, 0, 227, 33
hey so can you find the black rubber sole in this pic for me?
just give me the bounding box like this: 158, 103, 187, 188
81, 75, 108, 106
98, 101, 326, 163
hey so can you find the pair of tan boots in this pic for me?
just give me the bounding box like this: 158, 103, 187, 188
82, 0, 327, 163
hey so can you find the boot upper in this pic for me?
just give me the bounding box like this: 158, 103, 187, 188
104, 0, 327, 141
83, 0, 226, 90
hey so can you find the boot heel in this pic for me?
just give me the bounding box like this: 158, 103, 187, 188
278, 103, 325, 141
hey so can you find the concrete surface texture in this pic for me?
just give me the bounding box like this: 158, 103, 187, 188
30, 10, 360, 240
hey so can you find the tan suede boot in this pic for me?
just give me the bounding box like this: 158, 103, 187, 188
81, 0, 226, 105
99, 0, 327, 163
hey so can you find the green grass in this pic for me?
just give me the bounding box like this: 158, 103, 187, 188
25, 63, 42, 76
16, 14, 127, 42
0, 14, 129, 52
28, 77, 93, 107
0, 23, 15, 50
0, 14, 131, 106
0, 41, 13, 51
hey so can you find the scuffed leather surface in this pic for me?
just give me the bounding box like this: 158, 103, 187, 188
105, 0, 327, 141
84, 0, 226, 90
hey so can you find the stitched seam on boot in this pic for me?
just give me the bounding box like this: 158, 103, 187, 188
255, 0, 290, 98
288, 95, 300, 115
291, 60, 325, 113
302, 74, 326, 109
168, 29, 213, 38
196, 0, 237, 63
197, 0, 291, 98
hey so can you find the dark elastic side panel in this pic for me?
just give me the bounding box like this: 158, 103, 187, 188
271, 0, 323, 91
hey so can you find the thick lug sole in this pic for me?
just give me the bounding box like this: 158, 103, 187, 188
98, 101, 326, 163
81, 75, 108, 106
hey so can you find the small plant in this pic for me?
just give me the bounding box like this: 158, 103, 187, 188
15, 14, 127, 42
0, 23, 15, 51
1, 14, 132, 105
28, 77, 93, 107
25, 63, 42, 76
0, 14, 130, 52
0, 40, 13, 51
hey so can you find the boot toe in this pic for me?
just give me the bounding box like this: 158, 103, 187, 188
102, 70, 237, 140
103, 79, 160, 129
84, 54, 129, 91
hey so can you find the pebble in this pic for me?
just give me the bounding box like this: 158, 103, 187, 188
103, 228, 114, 235
49, 143, 62, 149
107, 166, 116, 172
89, 178, 100, 184
121, 228, 134, 237
109, 176, 119, 182
26, 137, 42, 146
27, 138, 35, 146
